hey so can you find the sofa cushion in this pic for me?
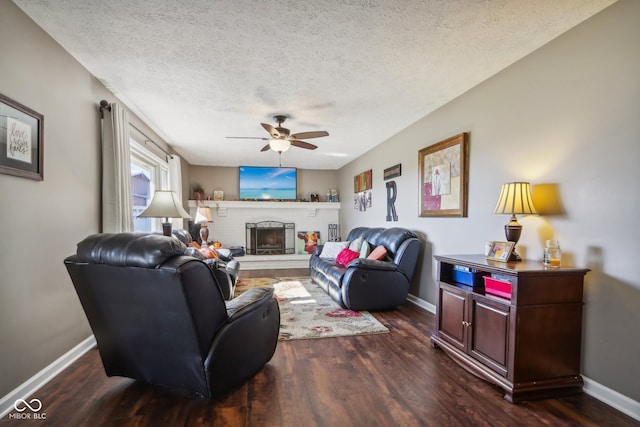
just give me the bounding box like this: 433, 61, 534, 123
367, 245, 388, 260
348, 236, 365, 252
319, 241, 350, 259
336, 248, 360, 267
359, 240, 370, 258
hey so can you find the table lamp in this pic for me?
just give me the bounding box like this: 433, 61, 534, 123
493, 182, 537, 261
138, 190, 191, 236
194, 205, 213, 245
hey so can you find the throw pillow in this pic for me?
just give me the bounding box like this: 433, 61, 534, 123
359, 240, 371, 258
336, 248, 360, 267
199, 246, 219, 259
348, 236, 365, 252
367, 245, 388, 260
319, 241, 350, 259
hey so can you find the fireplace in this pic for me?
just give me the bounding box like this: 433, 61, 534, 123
246, 221, 295, 255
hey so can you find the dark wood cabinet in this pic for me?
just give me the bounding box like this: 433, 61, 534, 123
431, 254, 589, 403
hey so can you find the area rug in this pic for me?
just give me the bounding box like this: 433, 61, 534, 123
234, 277, 389, 341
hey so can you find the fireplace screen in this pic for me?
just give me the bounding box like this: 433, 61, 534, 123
246, 221, 295, 255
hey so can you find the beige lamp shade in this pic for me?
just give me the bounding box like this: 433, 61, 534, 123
138, 190, 191, 220
194, 206, 213, 223
493, 182, 537, 216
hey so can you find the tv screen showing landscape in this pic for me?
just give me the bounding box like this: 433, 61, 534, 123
239, 166, 297, 200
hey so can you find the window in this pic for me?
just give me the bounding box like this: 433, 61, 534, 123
130, 141, 169, 232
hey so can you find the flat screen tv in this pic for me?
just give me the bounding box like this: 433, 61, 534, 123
239, 166, 297, 200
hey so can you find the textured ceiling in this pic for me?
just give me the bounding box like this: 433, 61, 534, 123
14, 0, 616, 169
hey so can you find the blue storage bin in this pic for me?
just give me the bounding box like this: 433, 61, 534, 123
452, 269, 486, 287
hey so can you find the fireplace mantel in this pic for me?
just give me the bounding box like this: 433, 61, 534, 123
187, 200, 341, 259
188, 200, 340, 212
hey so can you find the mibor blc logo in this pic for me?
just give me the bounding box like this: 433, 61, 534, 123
9, 398, 46, 420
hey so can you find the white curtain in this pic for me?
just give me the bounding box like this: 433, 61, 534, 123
102, 103, 133, 233
168, 154, 185, 230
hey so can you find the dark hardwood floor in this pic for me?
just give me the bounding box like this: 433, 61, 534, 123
2, 269, 636, 426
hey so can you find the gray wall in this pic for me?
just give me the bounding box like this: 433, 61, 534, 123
190, 165, 338, 201
338, 0, 639, 402
0, 1, 174, 399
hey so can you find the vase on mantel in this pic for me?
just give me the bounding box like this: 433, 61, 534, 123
192, 184, 205, 201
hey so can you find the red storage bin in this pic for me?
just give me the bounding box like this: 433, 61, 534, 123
484, 276, 512, 299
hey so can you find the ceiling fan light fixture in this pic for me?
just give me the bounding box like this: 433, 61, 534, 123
269, 138, 291, 153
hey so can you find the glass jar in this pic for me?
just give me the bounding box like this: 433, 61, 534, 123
544, 240, 561, 267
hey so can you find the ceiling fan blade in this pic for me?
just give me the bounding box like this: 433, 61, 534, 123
260, 144, 271, 152
291, 140, 318, 150
290, 130, 329, 139
261, 123, 281, 138
226, 136, 268, 140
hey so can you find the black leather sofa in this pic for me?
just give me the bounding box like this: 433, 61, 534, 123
64, 233, 280, 397
309, 227, 421, 311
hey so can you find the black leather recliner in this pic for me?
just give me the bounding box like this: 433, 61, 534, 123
64, 233, 279, 397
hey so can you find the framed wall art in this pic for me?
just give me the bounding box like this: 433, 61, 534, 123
354, 169, 372, 193
297, 230, 320, 255
0, 94, 44, 181
418, 132, 468, 217
383, 163, 401, 180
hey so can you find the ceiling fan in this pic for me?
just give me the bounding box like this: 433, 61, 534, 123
226, 115, 329, 153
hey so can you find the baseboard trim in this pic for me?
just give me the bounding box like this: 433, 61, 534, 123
583, 376, 640, 421
407, 293, 436, 314
0, 335, 96, 420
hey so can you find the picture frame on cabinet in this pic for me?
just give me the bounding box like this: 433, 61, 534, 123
486, 241, 515, 262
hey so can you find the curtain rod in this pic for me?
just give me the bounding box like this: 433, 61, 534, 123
129, 123, 174, 159
99, 99, 174, 159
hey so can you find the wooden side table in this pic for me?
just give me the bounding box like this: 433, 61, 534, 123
431, 254, 589, 403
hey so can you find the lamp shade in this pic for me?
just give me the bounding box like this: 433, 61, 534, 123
269, 139, 291, 153
493, 182, 538, 216
194, 206, 213, 223
138, 190, 191, 219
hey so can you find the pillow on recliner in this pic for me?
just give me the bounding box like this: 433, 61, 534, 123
319, 241, 349, 259
336, 248, 360, 267
184, 247, 206, 260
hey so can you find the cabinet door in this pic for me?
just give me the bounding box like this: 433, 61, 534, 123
437, 284, 468, 352
469, 295, 511, 377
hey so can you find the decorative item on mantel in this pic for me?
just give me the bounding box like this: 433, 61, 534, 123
493, 182, 538, 261
192, 183, 205, 201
